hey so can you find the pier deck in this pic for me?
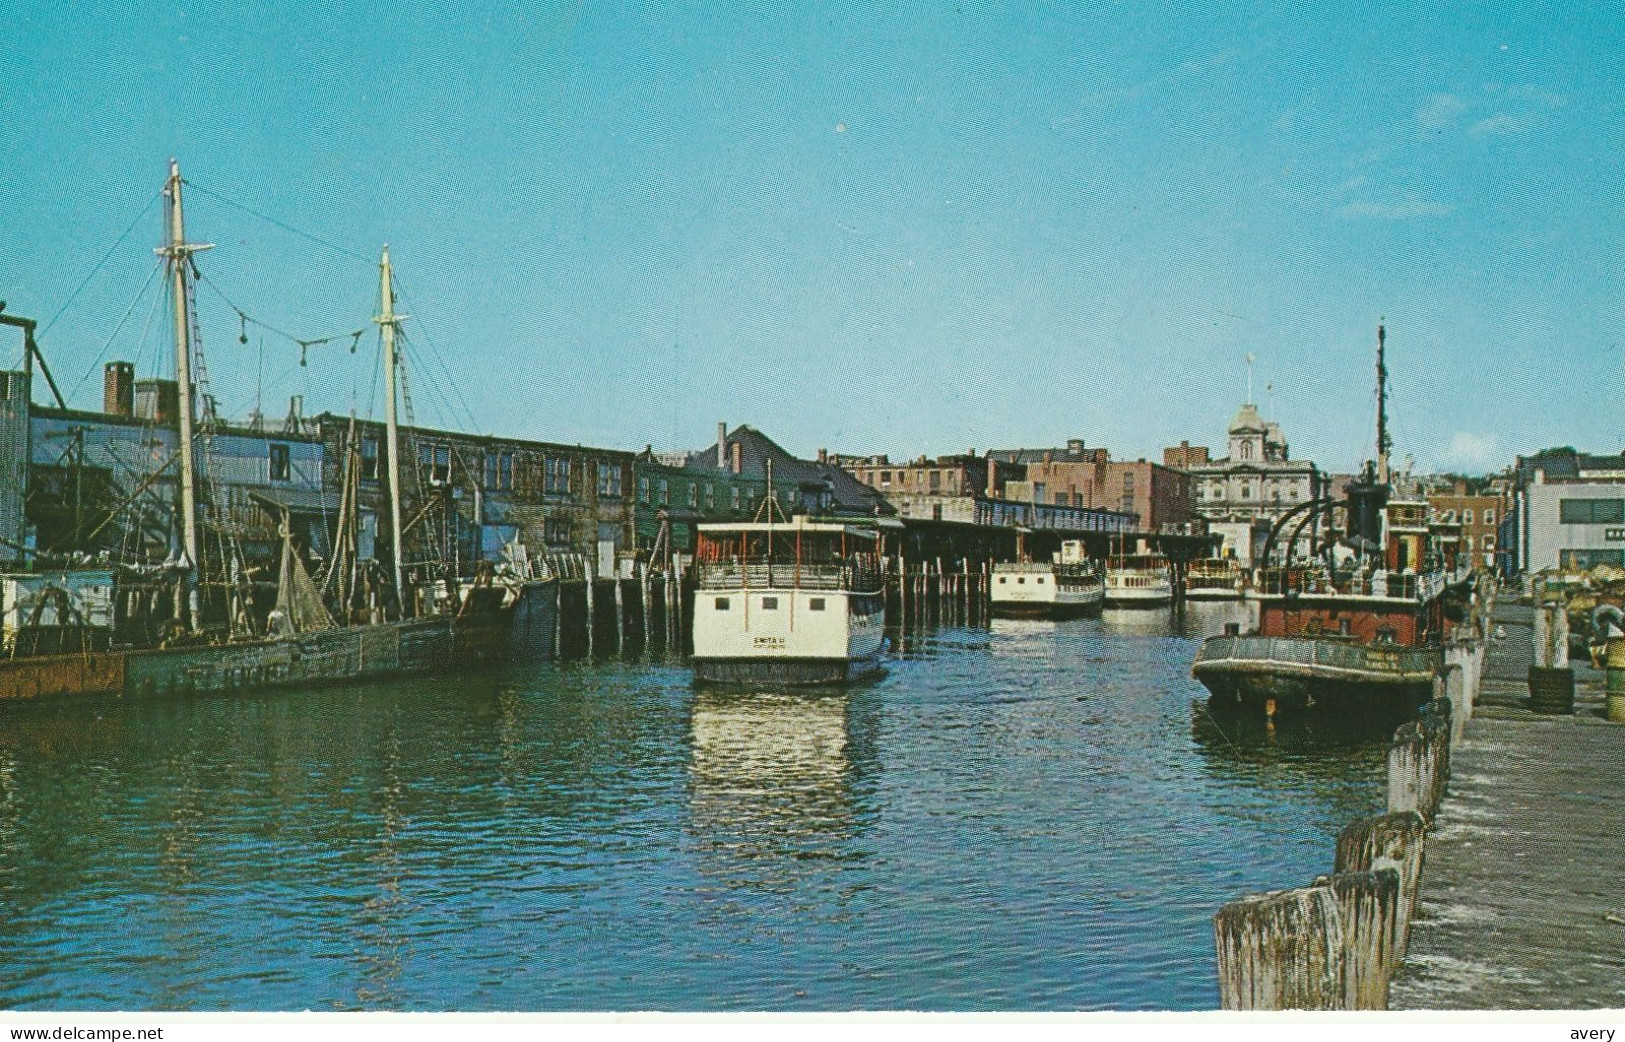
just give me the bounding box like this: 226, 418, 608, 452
1391, 601, 1625, 1010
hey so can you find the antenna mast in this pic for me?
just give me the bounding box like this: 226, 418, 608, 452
376, 246, 409, 612
1375, 321, 1391, 485
158, 160, 212, 628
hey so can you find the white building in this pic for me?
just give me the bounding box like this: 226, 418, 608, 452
1182, 403, 1322, 564
1518, 471, 1625, 572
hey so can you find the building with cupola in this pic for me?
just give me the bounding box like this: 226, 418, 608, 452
1164, 403, 1324, 564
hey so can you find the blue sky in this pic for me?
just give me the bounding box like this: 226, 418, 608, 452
2, 2, 1620, 476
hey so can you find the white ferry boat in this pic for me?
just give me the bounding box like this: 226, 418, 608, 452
1185, 557, 1244, 601
1105, 553, 1174, 607
691, 518, 886, 685
991, 540, 1104, 618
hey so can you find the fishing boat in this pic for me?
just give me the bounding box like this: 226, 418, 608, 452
690, 488, 886, 684
1192, 325, 1471, 719
991, 539, 1104, 617
0, 161, 541, 703
1105, 549, 1173, 607
1185, 557, 1244, 600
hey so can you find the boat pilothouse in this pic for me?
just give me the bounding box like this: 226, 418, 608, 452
691, 516, 886, 686
991, 540, 1104, 617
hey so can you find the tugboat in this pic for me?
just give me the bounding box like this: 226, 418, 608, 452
1192, 325, 1471, 718
690, 480, 886, 685
991, 539, 1105, 618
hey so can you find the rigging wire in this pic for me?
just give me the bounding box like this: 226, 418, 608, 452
38, 189, 165, 340
389, 279, 482, 435
193, 270, 365, 364
65, 258, 167, 404
181, 179, 375, 266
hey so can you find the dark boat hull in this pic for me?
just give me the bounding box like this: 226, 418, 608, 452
0, 581, 554, 704
990, 599, 1103, 620
1193, 633, 1439, 718
693, 654, 885, 687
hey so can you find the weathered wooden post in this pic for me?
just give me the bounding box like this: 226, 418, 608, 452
1387, 712, 1449, 821
584, 576, 596, 659
553, 580, 563, 659
640, 564, 652, 657
1336, 811, 1427, 961
1312, 869, 1401, 1009
1214, 885, 1346, 1010
614, 576, 625, 657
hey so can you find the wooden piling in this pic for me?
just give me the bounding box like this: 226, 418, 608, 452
640, 567, 652, 657
1214, 884, 1346, 1010
1313, 869, 1402, 1010
1335, 811, 1427, 961
1387, 714, 1449, 822
585, 577, 596, 659
614, 577, 625, 657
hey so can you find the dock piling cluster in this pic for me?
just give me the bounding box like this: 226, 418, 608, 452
1214, 638, 1484, 1010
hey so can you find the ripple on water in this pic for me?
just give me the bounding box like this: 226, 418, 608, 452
0, 613, 1385, 1011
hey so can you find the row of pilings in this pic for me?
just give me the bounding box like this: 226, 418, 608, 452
544, 556, 997, 662
1211, 634, 1487, 1010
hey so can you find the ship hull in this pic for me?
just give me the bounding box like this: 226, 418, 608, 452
0, 581, 552, 704
692, 652, 885, 687
991, 595, 1102, 619
1193, 633, 1439, 718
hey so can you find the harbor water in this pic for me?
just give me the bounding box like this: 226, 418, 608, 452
0, 602, 1391, 1010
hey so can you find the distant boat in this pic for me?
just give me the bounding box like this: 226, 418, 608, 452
1185, 558, 1244, 601
991, 540, 1104, 618
690, 516, 886, 685
1105, 553, 1173, 607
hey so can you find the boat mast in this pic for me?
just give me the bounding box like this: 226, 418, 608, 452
375, 246, 408, 612
159, 160, 210, 628
1375, 321, 1391, 485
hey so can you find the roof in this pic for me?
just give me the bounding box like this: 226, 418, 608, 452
680, 425, 893, 516
1229, 403, 1268, 433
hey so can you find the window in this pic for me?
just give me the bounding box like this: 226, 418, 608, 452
809, 598, 826, 611
544, 518, 571, 545
418, 443, 450, 484
1463, 509, 1474, 525
929, 470, 941, 491
596, 461, 623, 498
1036, 576, 1046, 585
998, 576, 1007, 584
658, 479, 669, 505
1561, 548, 1625, 569
1484, 536, 1496, 551
545, 456, 572, 494
1560, 499, 1625, 525
703, 483, 714, 510
485, 450, 514, 490
360, 437, 379, 481
1484, 509, 1495, 526
715, 597, 731, 611
880, 471, 892, 486
761, 596, 779, 610
731, 486, 742, 510
638, 477, 650, 503
269, 443, 291, 482
688, 483, 699, 508
1017, 577, 1026, 584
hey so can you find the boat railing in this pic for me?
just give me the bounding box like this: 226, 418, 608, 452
1257, 568, 1455, 602
1195, 634, 1441, 675
694, 561, 884, 593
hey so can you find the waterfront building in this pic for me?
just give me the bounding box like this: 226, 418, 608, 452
987, 440, 1193, 533
1171, 403, 1323, 563
312, 414, 637, 579
838, 450, 1016, 521
1507, 447, 1625, 574
631, 450, 799, 555
1426, 481, 1507, 568
668, 424, 892, 520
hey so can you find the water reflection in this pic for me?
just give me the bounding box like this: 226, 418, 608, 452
687, 688, 866, 890
1187, 699, 1391, 818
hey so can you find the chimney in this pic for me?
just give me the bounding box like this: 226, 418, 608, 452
717, 422, 727, 470
285, 394, 304, 435
730, 441, 743, 474
1067, 438, 1083, 456
104, 361, 134, 418
817, 448, 828, 464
